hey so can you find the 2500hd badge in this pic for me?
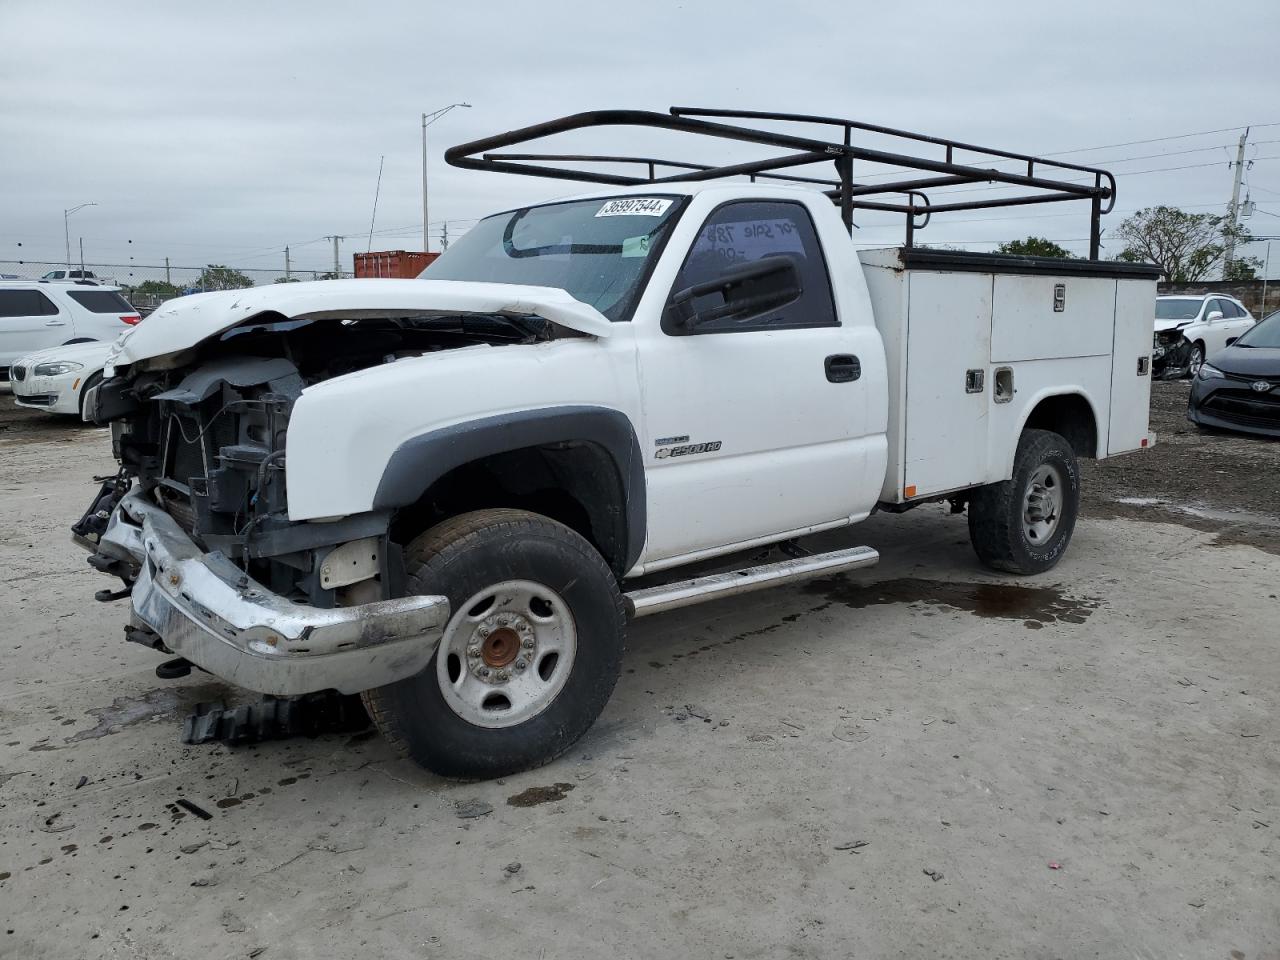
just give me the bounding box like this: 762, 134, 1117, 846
655, 440, 723, 459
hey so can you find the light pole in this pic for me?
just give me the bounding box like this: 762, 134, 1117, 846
64, 202, 97, 271
422, 103, 470, 253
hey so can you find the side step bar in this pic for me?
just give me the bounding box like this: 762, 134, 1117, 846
624, 545, 879, 619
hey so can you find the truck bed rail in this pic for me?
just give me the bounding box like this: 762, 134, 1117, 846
444, 107, 1117, 259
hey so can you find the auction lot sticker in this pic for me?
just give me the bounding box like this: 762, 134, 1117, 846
595, 198, 673, 217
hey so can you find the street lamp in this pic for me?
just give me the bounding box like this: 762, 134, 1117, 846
64, 202, 97, 271
422, 103, 470, 253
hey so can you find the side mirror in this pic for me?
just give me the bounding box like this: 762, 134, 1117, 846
1207, 310, 1224, 322
668, 256, 802, 330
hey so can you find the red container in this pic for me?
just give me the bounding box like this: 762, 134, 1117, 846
354, 250, 439, 279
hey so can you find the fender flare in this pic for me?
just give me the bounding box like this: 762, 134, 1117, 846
1004, 388, 1103, 478
372, 405, 646, 571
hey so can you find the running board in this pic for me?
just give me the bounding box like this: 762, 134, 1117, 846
624, 545, 879, 618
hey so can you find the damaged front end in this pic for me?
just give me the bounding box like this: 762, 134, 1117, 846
1152, 327, 1193, 380
73, 313, 550, 695
72, 280, 610, 696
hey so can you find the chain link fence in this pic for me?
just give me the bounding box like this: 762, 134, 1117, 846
0, 260, 354, 314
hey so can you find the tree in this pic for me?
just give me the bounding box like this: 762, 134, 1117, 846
195, 264, 254, 291
1114, 206, 1261, 281
996, 237, 1071, 258
273, 276, 300, 284
130, 279, 180, 299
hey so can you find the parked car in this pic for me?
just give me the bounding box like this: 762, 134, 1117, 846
0, 281, 140, 378
73, 108, 1158, 780
41, 269, 102, 283
1153, 294, 1255, 378
10, 339, 115, 417
1187, 308, 1280, 437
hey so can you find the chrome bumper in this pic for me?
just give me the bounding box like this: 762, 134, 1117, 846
94, 490, 450, 696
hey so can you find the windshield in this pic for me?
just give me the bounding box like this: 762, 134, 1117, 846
1235, 310, 1280, 348
1155, 298, 1202, 320
423, 196, 684, 321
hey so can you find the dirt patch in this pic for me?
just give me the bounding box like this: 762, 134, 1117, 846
506, 783, 575, 807
1081, 380, 1280, 553
803, 577, 1100, 627
0, 389, 103, 442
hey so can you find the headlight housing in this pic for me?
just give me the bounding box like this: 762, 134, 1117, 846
32, 361, 84, 377
1197, 362, 1223, 381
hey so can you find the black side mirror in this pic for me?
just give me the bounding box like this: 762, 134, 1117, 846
668, 256, 802, 330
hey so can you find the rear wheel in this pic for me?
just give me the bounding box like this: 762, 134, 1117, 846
361, 508, 625, 780
968, 429, 1080, 575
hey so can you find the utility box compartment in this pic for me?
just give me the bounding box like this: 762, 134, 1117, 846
859, 247, 1159, 504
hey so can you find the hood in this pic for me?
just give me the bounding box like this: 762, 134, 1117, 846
1208, 344, 1280, 377
108, 279, 614, 367
1154, 318, 1193, 333
15, 338, 118, 368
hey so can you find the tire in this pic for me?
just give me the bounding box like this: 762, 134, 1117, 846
77, 371, 102, 420
1187, 341, 1205, 378
361, 508, 625, 780
968, 429, 1080, 575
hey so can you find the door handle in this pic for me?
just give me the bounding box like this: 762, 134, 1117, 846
44, 319, 67, 326
825, 354, 861, 383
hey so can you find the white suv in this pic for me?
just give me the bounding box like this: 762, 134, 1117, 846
40, 269, 103, 283
0, 281, 140, 377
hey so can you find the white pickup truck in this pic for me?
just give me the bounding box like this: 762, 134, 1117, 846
74, 109, 1158, 778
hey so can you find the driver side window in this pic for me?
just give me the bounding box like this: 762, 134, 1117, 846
663, 200, 836, 335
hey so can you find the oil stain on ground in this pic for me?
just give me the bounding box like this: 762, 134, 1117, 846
507, 783, 575, 807
802, 577, 1100, 628
65, 683, 231, 743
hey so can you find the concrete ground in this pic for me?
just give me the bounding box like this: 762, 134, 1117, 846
1, 384, 1278, 960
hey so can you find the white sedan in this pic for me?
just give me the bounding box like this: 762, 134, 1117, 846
10, 340, 115, 418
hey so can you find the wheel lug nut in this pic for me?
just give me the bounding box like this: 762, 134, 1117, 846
479, 667, 491, 678
521, 638, 535, 649
467, 646, 480, 658
514, 660, 527, 672
496, 669, 509, 682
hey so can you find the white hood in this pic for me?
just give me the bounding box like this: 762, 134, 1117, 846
108, 279, 614, 368
1154, 318, 1192, 333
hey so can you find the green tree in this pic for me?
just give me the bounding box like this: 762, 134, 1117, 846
131, 279, 181, 299
996, 236, 1071, 258
195, 264, 254, 291
1115, 206, 1261, 281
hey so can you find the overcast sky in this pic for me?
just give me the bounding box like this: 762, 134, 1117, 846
3, 0, 1279, 280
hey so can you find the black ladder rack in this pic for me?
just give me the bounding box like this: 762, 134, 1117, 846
444, 107, 1117, 259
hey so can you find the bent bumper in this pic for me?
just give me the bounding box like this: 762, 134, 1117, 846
95, 490, 450, 696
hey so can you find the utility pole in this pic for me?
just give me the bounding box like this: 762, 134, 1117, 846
63, 202, 97, 271
1223, 127, 1249, 278
79, 238, 85, 274
284, 246, 291, 280
325, 235, 343, 277
421, 102, 471, 253
164, 257, 171, 285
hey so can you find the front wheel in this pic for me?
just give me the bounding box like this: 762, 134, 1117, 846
968, 429, 1080, 575
1187, 341, 1205, 378
361, 508, 625, 780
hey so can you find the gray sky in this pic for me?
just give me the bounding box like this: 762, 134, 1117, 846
3, 0, 1280, 279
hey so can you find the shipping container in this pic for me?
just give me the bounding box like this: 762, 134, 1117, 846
353, 250, 439, 279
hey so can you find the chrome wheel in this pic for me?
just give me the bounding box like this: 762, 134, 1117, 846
435, 579, 578, 729
1022, 464, 1063, 544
